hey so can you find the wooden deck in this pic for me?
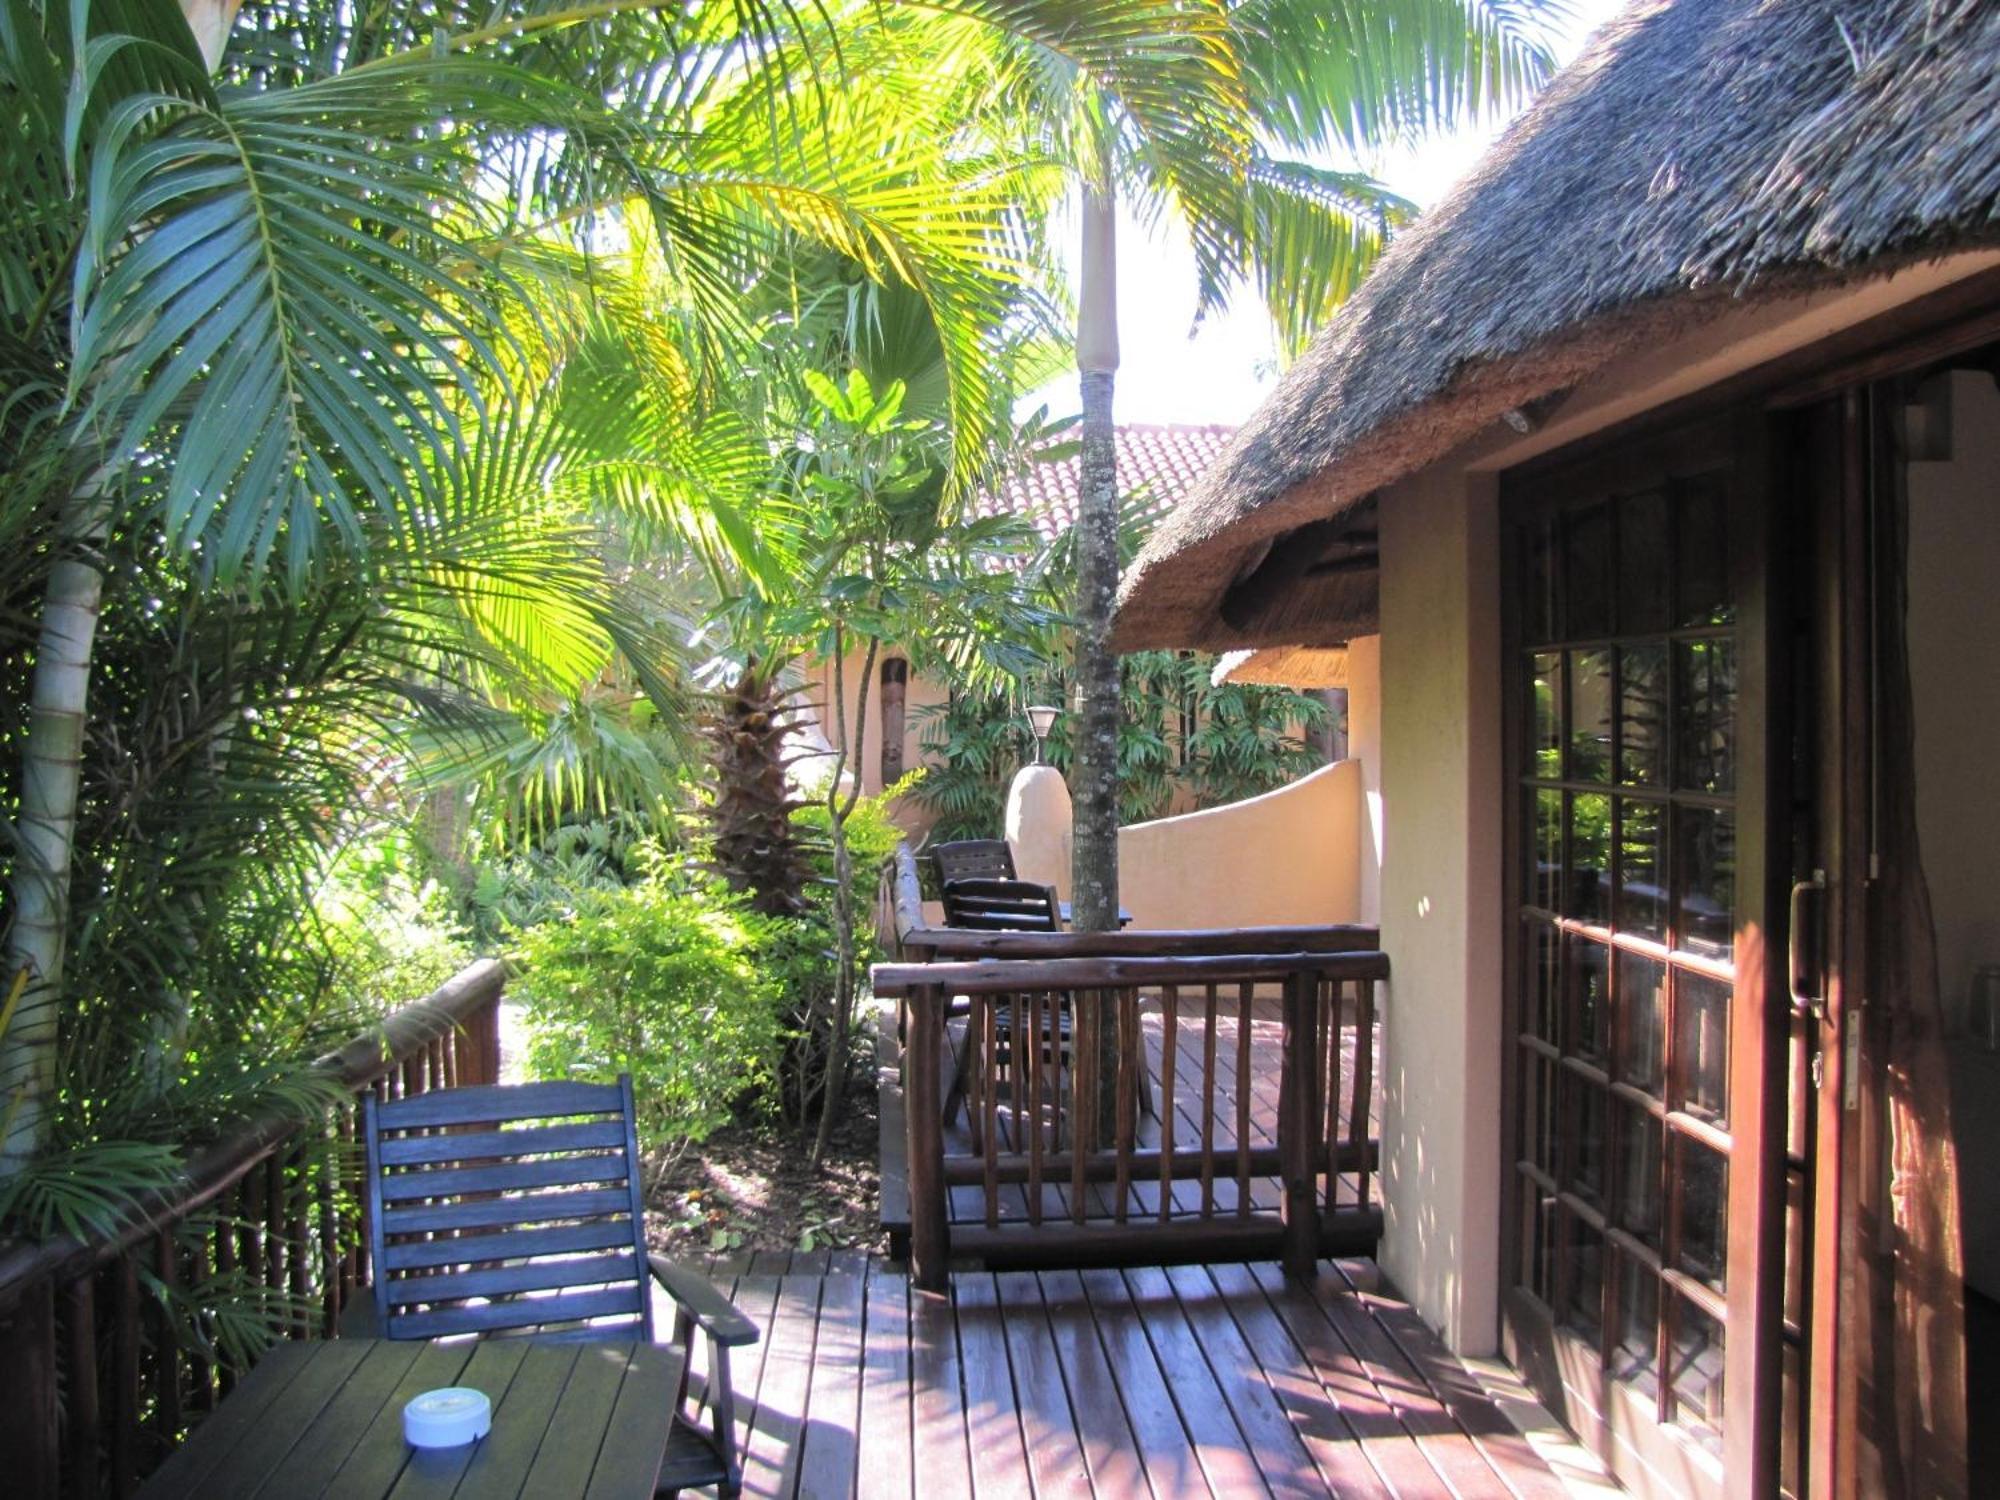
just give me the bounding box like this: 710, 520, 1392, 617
679, 1252, 1575, 1500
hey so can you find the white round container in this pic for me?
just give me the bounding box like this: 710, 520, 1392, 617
403, 1387, 492, 1449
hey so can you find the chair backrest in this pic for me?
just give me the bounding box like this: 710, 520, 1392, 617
362, 1076, 653, 1342
929, 839, 1016, 887
940, 876, 1062, 932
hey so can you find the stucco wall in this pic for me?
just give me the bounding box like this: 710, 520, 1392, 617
1377, 465, 1506, 1356
1111, 758, 1362, 930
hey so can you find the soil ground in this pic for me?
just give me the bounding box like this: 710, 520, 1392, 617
642, 1053, 884, 1261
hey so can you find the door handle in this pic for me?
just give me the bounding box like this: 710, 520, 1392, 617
1788, 870, 1826, 1021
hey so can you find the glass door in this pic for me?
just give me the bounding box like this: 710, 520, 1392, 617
1502, 413, 1791, 1500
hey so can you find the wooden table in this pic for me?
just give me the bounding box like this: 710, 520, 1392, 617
139, 1337, 685, 1499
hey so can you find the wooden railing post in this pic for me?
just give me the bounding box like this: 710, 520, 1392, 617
1278, 967, 1324, 1278
0, 1278, 60, 1500
904, 982, 949, 1291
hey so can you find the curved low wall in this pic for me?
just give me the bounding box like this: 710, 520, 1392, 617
1114, 759, 1362, 930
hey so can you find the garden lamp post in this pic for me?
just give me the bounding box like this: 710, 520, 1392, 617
1026, 704, 1059, 763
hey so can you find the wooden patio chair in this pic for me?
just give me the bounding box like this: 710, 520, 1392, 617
357, 1076, 757, 1497
929, 838, 1017, 887
937, 880, 1151, 1126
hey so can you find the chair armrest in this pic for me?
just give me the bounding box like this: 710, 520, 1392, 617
648, 1256, 760, 1347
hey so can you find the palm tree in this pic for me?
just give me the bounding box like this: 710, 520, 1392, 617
989, 1, 1571, 928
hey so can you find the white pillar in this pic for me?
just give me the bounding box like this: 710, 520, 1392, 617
1004, 765, 1073, 902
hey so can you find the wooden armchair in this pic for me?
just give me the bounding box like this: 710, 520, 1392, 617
928, 838, 1016, 887
358, 1077, 756, 1497
939, 876, 1062, 932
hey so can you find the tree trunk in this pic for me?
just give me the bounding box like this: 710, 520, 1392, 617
813, 627, 879, 1165
0, 546, 105, 1172
1070, 157, 1120, 935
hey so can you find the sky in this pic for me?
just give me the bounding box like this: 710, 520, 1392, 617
1027, 0, 1627, 425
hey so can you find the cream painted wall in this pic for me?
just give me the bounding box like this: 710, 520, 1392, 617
1377, 465, 1506, 1356
999, 757, 1364, 928
1114, 759, 1363, 929
1347, 635, 1383, 926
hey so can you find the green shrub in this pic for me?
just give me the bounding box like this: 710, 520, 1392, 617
515, 880, 781, 1160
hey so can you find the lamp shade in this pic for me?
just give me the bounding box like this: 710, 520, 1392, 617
1026, 704, 1059, 740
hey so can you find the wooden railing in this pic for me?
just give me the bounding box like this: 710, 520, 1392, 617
873, 950, 1386, 1291
0, 960, 505, 1500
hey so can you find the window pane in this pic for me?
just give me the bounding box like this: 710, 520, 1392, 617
1565, 502, 1614, 639
1529, 652, 1563, 779
1617, 951, 1667, 1096
1611, 1255, 1661, 1392
1676, 970, 1731, 1127
1530, 789, 1563, 911
1669, 1295, 1726, 1457
1677, 806, 1735, 959
1619, 644, 1668, 786
1675, 473, 1732, 629
1619, 489, 1672, 634
1676, 1140, 1728, 1291
1526, 920, 1561, 1040
1617, 798, 1668, 941
1570, 793, 1612, 924
1568, 935, 1610, 1064
1567, 1073, 1608, 1204
1524, 516, 1558, 645
1569, 649, 1613, 782
1617, 1103, 1664, 1248
1675, 637, 1736, 794
1564, 1214, 1606, 1341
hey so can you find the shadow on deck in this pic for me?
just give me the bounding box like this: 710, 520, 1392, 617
679, 1251, 1582, 1499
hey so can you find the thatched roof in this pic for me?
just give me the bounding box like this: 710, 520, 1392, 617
1115, 0, 2000, 651
1212, 646, 1348, 689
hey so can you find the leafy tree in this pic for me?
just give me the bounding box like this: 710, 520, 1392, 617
718, 366, 1056, 1161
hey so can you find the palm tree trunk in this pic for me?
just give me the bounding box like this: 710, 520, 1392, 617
1070, 154, 1121, 935
0, 0, 240, 1173
0, 543, 104, 1171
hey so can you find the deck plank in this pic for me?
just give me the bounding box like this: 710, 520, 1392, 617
738, 1274, 819, 1500
1212, 1261, 1431, 1499
1336, 1268, 1578, 1500
1160, 1272, 1360, 1500
910, 1283, 974, 1500
1116, 1266, 1272, 1498
1267, 1261, 1517, 1499
1074, 1267, 1215, 1498
1037, 1270, 1149, 1498
858, 1264, 915, 1500
954, 1273, 1037, 1500
794, 1267, 865, 1500
992, 1272, 1095, 1500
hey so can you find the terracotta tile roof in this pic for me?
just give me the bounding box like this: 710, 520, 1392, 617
977, 424, 1235, 541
